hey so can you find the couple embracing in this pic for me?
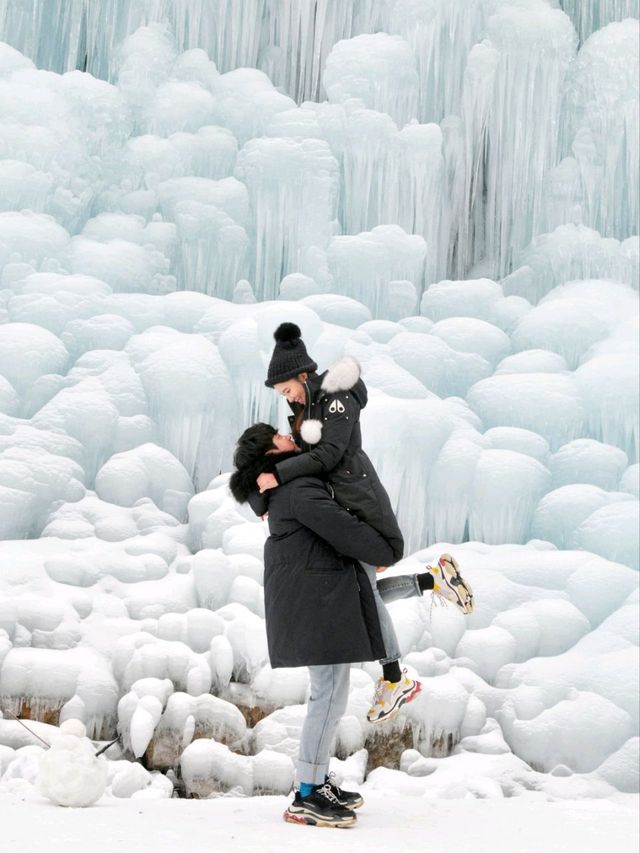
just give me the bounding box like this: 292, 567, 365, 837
229, 322, 474, 829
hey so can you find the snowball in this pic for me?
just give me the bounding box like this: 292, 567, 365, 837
39, 726, 108, 807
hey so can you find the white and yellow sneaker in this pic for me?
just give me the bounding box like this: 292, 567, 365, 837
367, 670, 422, 724
429, 553, 474, 614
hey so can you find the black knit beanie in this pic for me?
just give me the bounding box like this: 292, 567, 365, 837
265, 323, 318, 388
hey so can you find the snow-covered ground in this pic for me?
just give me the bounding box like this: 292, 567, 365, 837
0, 784, 638, 853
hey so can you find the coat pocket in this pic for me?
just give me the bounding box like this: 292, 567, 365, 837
304, 565, 349, 576
329, 468, 381, 520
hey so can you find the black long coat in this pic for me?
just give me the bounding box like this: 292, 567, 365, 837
250, 470, 394, 668
272, 357, 405, 564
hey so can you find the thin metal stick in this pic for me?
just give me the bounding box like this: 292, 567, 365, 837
1, 708, 51, 749
94, 736, 119, 757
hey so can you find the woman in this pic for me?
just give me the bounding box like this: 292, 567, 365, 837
258, 323, 473, 722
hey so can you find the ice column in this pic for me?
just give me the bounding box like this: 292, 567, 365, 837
559, 0, 640, 43
235, 136, 339, 301
260, 0, 356, 103
167, 0, 267, 77
87, 1, 263, 83
323, 33, 419, 129
451, 2, 577, 278
561, 19, 639, 242
127, 328, 236, 489
0, 0, 85, 73
396, 122, 451, 285
317, 103, 450, 285
173, 201, 249, 299
468, 449, 552, 544
507, 225, 639, 304
362, 395, 454, 554
327, 225, 425, 318
388, 0, 493, 123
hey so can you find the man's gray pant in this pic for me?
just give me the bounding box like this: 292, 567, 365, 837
296, 574, 423, 785
297, 663, 351, 785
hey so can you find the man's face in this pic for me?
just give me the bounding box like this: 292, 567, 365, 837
271, 433, 297, 452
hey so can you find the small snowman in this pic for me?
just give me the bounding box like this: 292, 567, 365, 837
39, 719, 108, 807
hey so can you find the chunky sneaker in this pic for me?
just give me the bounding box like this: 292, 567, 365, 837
325, 772, 364, 809
367, 669, 422, 724
284, 783, 357, 828
430, 553, 474, 614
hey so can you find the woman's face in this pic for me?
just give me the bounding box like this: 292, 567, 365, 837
273, 375, 307, 405
271, 432, 297, 452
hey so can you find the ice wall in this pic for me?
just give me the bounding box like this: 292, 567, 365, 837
0, 0, 638, 804
1, 3, 638, 282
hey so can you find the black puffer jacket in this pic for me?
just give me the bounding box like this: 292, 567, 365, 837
273, 357, 404, 564
248, 457, 392, 668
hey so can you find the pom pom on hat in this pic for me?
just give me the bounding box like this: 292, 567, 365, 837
274, 322, 301, 346
265, 321, 317, 387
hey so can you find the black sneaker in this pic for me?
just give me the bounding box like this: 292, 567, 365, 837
283, 783, 357, 828
325, 772, 364, 809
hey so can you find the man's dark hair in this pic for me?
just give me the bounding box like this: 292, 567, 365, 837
229, 423, 277, 504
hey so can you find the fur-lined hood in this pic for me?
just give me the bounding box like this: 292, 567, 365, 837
298, 356, 366, 446
320, 356, 362, 395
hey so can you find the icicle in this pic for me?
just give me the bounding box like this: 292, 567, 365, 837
0, 0, 86, 73
560, 19, 639, 243
507, 225, 639, 304
234, 135, 339, 301
323, 32, 419, 129
326, 225, 425, 319
451, 2, 577, 279
259, 0, 356, 103
315, 102, 450, 286
468, 449, 552, 544
559, 0, 639, 44
388, 0, 494, 123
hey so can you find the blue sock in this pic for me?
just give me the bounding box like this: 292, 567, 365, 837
299, 782, 316, 798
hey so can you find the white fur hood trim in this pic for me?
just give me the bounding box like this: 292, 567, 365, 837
300, 419, 323, 445
321, 356, 361, 394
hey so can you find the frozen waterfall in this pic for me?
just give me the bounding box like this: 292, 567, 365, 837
0, 1, 638, 813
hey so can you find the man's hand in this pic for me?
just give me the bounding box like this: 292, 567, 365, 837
375, 566, 387, 574
257, 473, 278, 493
